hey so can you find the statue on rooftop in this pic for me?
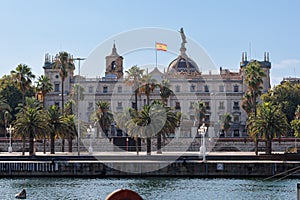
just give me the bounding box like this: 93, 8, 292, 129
179, 27, 187, 49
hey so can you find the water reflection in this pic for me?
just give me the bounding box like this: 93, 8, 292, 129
0, 177, 297, 200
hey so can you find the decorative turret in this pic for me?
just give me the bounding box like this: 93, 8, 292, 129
105, 42, 123, 79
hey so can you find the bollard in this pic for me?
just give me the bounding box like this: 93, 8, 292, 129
297, 183, 300, 200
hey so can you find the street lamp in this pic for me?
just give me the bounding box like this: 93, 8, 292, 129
198, 123, 207, 162
87, 125, 94, 155
73, 57, 86, 156
6, 125, 14, 153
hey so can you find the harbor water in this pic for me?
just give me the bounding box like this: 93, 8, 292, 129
0, 177, 298, 200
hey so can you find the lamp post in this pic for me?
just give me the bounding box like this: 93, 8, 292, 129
198, 123, 207, 162
87, 125, 94, 155
6, 125, 14, 153
73, 57, 85, 156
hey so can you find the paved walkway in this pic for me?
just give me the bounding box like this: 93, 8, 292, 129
0, 151, 284, 157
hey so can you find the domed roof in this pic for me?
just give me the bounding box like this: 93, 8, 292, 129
167, 28, 200, 75
168, 55, 200, 73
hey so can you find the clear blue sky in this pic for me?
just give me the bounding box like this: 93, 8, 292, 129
0, 0, 299, 86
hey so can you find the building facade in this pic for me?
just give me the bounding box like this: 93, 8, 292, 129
42, 33, 271, 138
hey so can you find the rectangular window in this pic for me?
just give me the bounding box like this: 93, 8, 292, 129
205, 101, 210, 110
54, 84, 60, 92
132, 102, 136, 109
88, 102, 93, 110
117, 102, 122, 108
233, 115, 240, 123
88, 86, 94, 93
175, 85, 180, 92
205, 115, 210, 122
190, 115, 195, 121
175, 102, 181, 110
233, 101, 239, 110
103, 86, 108, 93
233, 130, 239, 137
219, 101, 224, 109
117, 86, 122, 93
234, 85, 239, 92
219, 85, 224, 92
190, 85, 195, 92
204, 85, 209, 92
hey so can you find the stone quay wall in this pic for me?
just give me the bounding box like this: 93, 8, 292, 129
0, 159, 300, 178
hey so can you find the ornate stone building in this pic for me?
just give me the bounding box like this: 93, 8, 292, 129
42, 32, 271, 138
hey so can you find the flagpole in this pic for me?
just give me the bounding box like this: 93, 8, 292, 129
155, 42, 158, 68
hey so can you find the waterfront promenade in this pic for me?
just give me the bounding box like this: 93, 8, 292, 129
0, 150, 299, 178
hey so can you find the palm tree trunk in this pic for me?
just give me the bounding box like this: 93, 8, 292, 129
255, 138, 258, 155
68, 138, 73, 153
135, 138, 139, 155
29, 133, 34, 156
61, 137, 65, 152
146, 138, 151, 155
157, 131, 162, 154
22, 138, 25, 156
50, 132, 55, 154
134, 89, 138, 110
61, 81, 64, 113
43, 138, 46, 154
146, 91, 151, 155
266, 139, 272, 155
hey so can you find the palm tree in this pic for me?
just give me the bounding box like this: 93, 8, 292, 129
159, 79, 173, 106
193, 100, 206, 129
139, 73, 157, 155
0, 96, 11, 135
63, 114, 77, 153
248, 102, 289, 154
14, 97, 48, 156
96, 101, 114, 140
36, 75, 53, 153
241, 91, 254, 116
124, 65, 144, 110
243, 61, 266, 155
51, 52, 75, 113
219, 113, 232, 137
36, 75, 53, 108
47, 105, 67, 154
11, 64, 36, 105
152, 101, 180, 154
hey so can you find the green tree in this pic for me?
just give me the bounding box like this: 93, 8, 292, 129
291, 105, 300, 138
36, 75, 53, 108
14, 97, 48, 156
262, 81, 300, 125
153, 101, 180, 154
248, 102, 289, 154
243, 60, 266, 155
10, 64, 36, 105
193, 100, 206, 129
139, 73, 157, 155
219, 113, 232, 136
0, 75, 24, 119
125, 65, 144, 110
96, 101, 114, 141
63, 114, 77, 153
47, 105, 67, 154
0, 96, 12, 133
51, 52, 75, 113
159, 79, 173, 106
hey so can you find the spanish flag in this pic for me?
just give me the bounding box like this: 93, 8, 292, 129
156, 42, 167, 51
